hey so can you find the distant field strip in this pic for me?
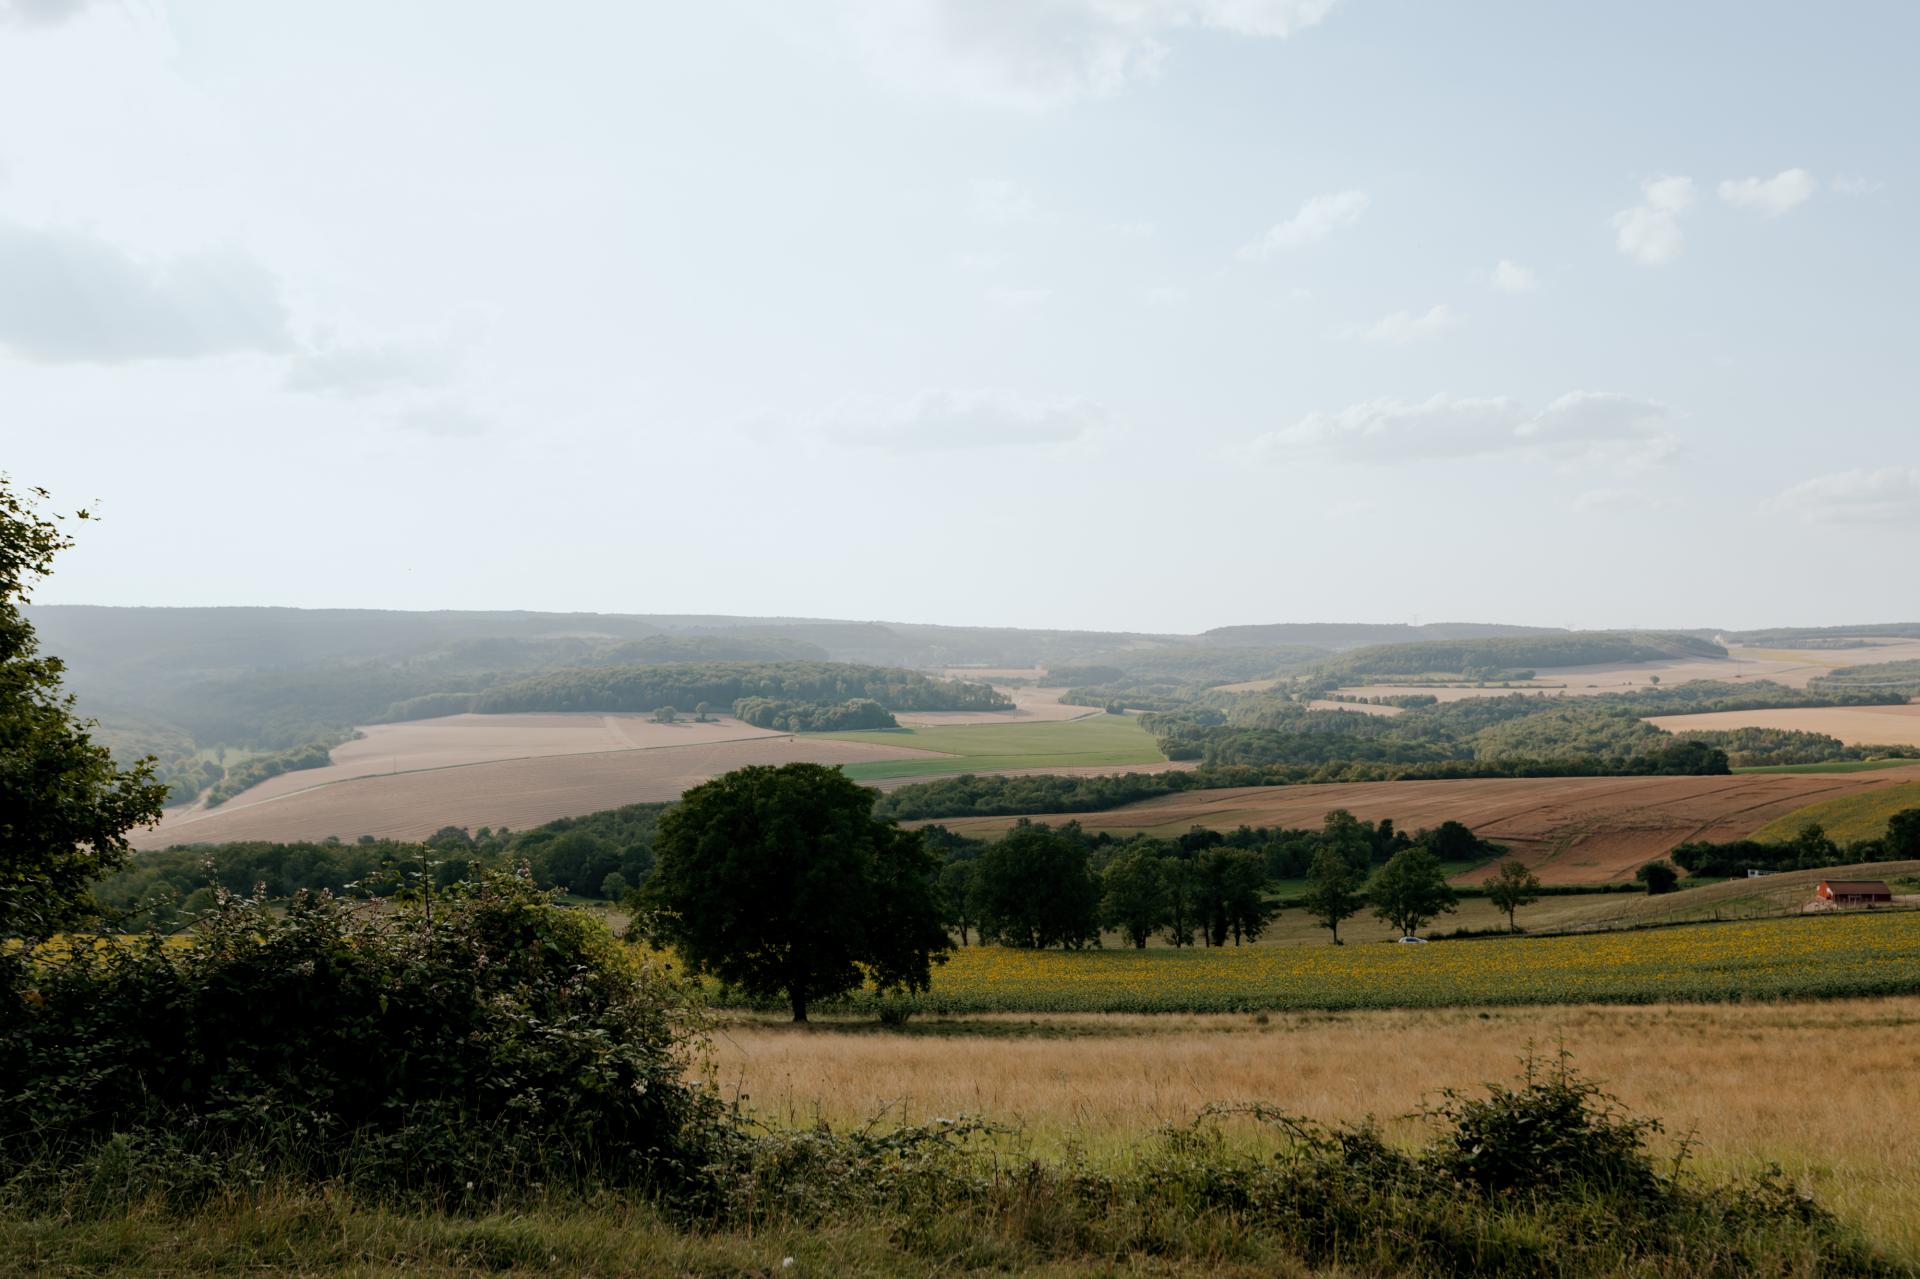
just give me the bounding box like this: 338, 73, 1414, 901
1647, 703, 1920, 748
821, 713, 1165, 781
1751, 782, 1920, 845
935, 768, 1920, 884
774, 913, 1920, 1014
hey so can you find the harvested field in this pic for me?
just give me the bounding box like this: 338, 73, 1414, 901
202, 713, 785, 811
1751, 781, 1920, 845
932, 766, 1920, 884
1647, 702, 1920, 748
136, 734, 946, 848
1306, 698, 1402, 716
892, 684, 1098, 726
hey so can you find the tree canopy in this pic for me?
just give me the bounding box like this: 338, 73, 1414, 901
1367, 848, 1459, 939
0, 478, 167, 938
640, 763, 949, 1021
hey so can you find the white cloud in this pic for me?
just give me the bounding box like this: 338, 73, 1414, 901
1771, 467, 1920, 524
1572, 488, 1659, 513
1611, 176, 1694, 265
984, 284, 1052, 308
1717, 168, 1815, 216
285, 338, 457, 397
1490, 260, 1537, 294
814, 388, 1108, 451
1832, 174, 1882, 196
1243, 390, 1677, 466
0, 220, 289, 362
839, 0, 1341, 109
0, 0, 96, 27
1238, 190, 1368, 260
1339, 302, 1462, 345
969, 178, 1038, 226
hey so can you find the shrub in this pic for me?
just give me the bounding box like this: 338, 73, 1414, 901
0, 868, 725, 1204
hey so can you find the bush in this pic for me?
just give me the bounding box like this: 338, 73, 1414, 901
0, 869, 724, 1204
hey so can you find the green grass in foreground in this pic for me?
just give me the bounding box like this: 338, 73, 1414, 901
1751, 780, 1920, 843
1737, 758, 1920, 775
824, 713, 1165, 781
711, 911, 1920, 1015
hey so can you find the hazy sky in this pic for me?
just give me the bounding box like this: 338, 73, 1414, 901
3, 0, 1914, 634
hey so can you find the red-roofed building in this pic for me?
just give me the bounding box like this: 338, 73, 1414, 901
1815, 880, 1893, 905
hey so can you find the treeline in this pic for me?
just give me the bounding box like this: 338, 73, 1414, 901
203, 738, 341, 807
1048, 645, 1325, 711
96, 802, 671, 924
1670, 809, 1920, 877
731, 695, 897, 732
449, 661, 1011, 718
870, 744, 1730, 824
933, 811, 1503, 950
1811, 659, 1920, 697
1309, 632, 1724, 682
1671, 726, 1920, 768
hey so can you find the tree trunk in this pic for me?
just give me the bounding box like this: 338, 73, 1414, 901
790, 991, 808, 1023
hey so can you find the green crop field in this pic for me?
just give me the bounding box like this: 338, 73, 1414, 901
821, 713, 1165, 781
741, 912, 1920, 1015
1750, 781, 1920, 843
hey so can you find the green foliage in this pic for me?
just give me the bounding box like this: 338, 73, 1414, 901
475, 661, 1010, 717
1667, 816, 1918, 878
202, 738, 339, 806
1811, 658, 1920, 697
1301, 847, 1364, 943
0, 478, 169, 939
640, 763, 950, 1020
732, 695, 897, 732
1367, 847, 1459, 938
1099, 845, 1168, 948
1485, 860, 1543, 929
1637, 861, 1680, 894
973, 819, 1101, 949
1677, 726, 1920, 768
1312, 631, 1725, 682
0, 869, 723, 1200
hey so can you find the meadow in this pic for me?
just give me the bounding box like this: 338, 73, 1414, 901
823, 712, 1166, 781
711, 997, 1920, 1261
706, 911, 1920, 1015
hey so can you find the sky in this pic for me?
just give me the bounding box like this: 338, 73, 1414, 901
2, 0, 1915, 635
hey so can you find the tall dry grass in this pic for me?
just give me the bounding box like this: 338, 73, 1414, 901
712, 997, 1920, 1259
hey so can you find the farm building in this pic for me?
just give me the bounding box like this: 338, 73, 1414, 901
1815, 879, 1894, 905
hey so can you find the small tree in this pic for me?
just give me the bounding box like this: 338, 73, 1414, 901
1302, 846, 1363, 944
1, 478, 167, 939
1100, 846, 1168, 948
1368, 847, 1459, 939
653, 705, 677, 724
1485, 859, 1542, 931
939, 858, 979, 946
1888, 808, 1920, 859
693, 701, 712, 722
1636, 860, 1679, 895
641, 763, 950, 1021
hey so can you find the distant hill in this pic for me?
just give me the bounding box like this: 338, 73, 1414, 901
1199, 622, 1568, 652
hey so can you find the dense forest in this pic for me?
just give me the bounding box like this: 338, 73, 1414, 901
731, 695, 898, 732
1307, 632, 1726, 683
466, 661, 1010, 716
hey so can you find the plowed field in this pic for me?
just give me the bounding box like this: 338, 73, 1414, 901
930, 766, 1920, 884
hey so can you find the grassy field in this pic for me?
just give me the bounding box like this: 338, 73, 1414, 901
711, 997, 1920, 1263
708, 911, 1920, 1015
822, 713, 1165, 781
1751, 780, 1920, 843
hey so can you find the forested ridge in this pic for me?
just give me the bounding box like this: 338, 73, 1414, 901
464, 661, 1011, 716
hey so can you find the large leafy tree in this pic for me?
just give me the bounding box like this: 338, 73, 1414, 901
1099, 845, 1168, 948
1301, 846, 1363, 944
641, 762, 949, 1021
1, 479, 167, 939
974, 819, 1100, 950
1367, 847, 1460, 939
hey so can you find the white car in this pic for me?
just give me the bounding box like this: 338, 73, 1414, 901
1395, 935, 1428, 944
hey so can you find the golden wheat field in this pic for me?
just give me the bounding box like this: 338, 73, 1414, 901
1647, 702, 1920, 748
710, 998, 1920, 1257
